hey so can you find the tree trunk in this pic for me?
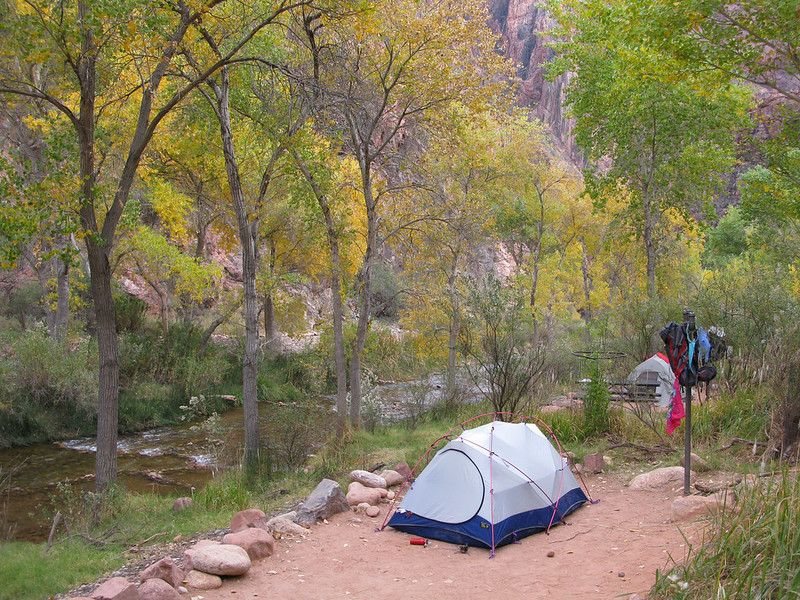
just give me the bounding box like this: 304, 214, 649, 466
212, 67, 261, 469
642, 189, 657, 299
349, 172, 377, 427
54, 253, 70, 342
292, 150, 349, 433
580, 236, 593, 345
263, 293, 278, 343
446, 254, 459, 393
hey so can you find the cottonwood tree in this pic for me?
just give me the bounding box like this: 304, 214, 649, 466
306, 0, 512, 425
0, 0, 306, 490
546, 0, 751, 301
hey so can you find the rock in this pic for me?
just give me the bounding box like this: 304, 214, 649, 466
230, 508, 268, 533
680, 453, 711, 472
379, 469, 405, 487
387, 490, 396, 500
185, 542, 251, 576
346, 482, 383, 506
629, 466, 687, 491
349, 469, 387, 489
272, 510, 297, 522
222, 528, 275, 560
392, 462, 412, 479
365, 505, 380, 518
139, 557, 182, 588
356, 502, 371, 513
172, 497, 192, 512
184, 570, 223, 590
618, 572, 625, 578
582, 453, 605, 473
671, 491, 733, 521
137, 578, 181, 600
377, 487, 389, 498
266, 516, 308, 536
546, 550, 555, 557
603, 455, 614, 468
295, 479, 350, 527
91, 577, 138, 600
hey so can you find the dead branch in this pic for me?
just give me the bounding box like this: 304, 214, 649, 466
128, 531, 168, 553
716, 438, 768, 452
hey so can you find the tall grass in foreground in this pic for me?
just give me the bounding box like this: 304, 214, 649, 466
651, 466, 800, 599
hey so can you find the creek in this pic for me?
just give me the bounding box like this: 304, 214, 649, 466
0, 374, 475, 542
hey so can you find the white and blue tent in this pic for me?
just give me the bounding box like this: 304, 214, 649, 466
386, 419, 588, 554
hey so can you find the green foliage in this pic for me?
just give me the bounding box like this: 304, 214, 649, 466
369, 262, 404, 319
460, 276, 547, 416
113, 292, 148, 333
582, 359, 613, 438
703, 206, 748, 267
262, 398, 333, 473
651, 467, 800, 600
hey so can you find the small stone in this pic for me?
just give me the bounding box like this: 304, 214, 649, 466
91, 577, 138, 600
138, 578, 181, 600
139, 556, 182, 588
379, 469, 405, 487
349, 470, 387, 489
546, 551, 555, 557
172, 497, 193, 512
185, 570, 223, 590
618, 572, 625, 578
230, 508, 268, 533
582, 453, 605, 473
680, 453, 711, 472
365, 505, 380, 518
629, 466, 687, 491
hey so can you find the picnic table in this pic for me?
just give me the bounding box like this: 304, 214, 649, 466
608, 370, 662, 402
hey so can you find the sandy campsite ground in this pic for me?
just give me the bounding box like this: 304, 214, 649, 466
191, 471, 704, 600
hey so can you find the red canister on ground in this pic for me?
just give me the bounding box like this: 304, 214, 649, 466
409, 537, 427, 545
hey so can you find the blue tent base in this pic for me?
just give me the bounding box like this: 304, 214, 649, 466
387, 487, 588, 549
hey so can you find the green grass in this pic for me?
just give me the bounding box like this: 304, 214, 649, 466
650, 466, 800, 599
0, 539, 125, 600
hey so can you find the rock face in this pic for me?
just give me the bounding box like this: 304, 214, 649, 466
487, 0, 579, 164
295, 479, 351, 526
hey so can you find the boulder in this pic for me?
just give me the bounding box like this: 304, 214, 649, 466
582, 453, 605, 474
266, 516, 308, 536
230, 508, 269, 533
222, 528, 275, 560
139, 557, 182, 588
392, 462, 412, 479
184, 570, 223, 590
379, 469, 405, 487
137, 578, 181, 600
91, 577, 138, 600
186, 542, 251, 576
349, 469, 387, 489
295, 479, 350, 527
671, 491, 733, 521
629, 466, 687, 491
172, 497, 192, 512
346, 482, 383, 506
680, 453, 711, 472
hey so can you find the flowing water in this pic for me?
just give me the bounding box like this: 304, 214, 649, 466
0, 408, 247, 542
0, 375, 481, 542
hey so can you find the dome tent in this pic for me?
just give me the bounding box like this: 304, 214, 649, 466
384, 416, 588, 555
628, 353, 675, 407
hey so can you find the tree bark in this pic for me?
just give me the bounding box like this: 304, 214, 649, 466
210, 66, 261, 469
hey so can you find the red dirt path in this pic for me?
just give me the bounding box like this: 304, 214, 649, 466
192, 471, 702, 600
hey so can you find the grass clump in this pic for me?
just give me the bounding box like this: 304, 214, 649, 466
650, 466, 800, 600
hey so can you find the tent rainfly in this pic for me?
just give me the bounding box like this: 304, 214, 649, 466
386, 419, 588, 554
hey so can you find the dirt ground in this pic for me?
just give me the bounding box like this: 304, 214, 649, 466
191, 471, 704, 600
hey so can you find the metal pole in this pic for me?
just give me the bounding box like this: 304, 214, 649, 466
683, 310, 695, 496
